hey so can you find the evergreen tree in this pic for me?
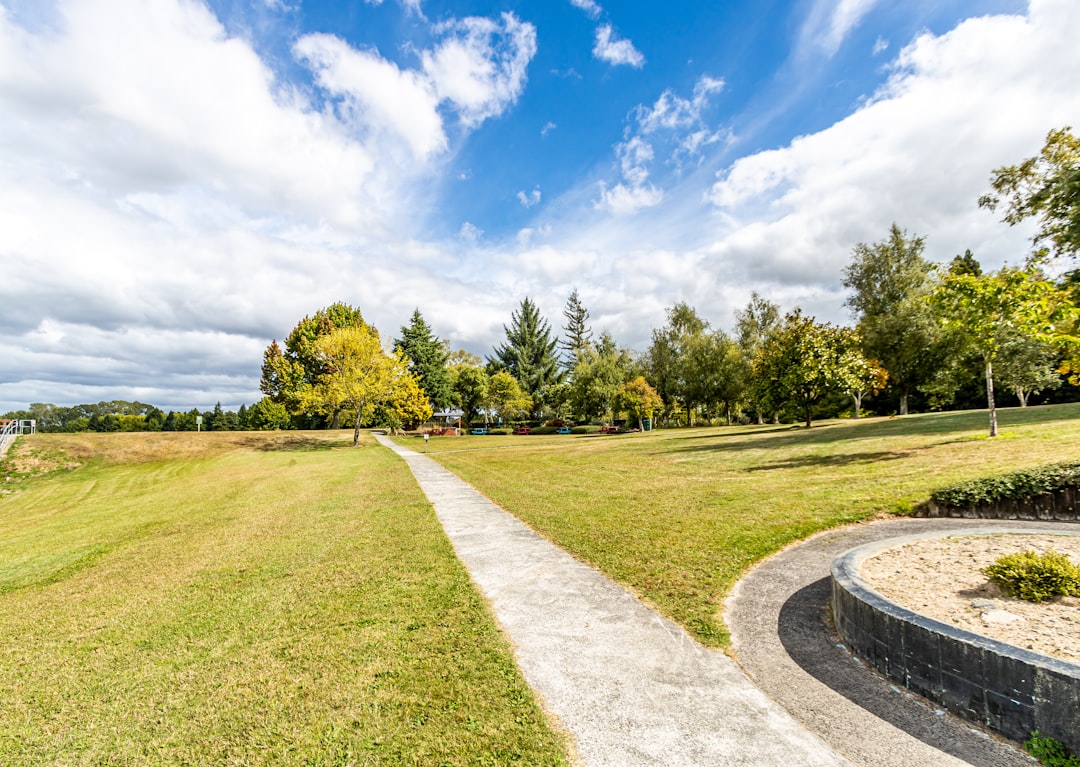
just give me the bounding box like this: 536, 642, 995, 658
394, 309, 452, 410
489, 297, 564, 413
560, 288, 593, 369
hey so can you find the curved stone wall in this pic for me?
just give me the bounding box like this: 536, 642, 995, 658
831, 529, 1080, 752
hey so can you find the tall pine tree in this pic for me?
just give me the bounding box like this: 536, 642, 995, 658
560, 288, 593, 369
394, 309, 452, 411
490, 297, 563, 412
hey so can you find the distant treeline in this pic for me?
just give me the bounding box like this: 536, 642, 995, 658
0, 401, 287, 433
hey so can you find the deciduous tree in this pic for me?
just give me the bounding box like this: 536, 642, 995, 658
751, 310, 870, 428
843, 224, 945, 415
616, 377, 663, 430
930, 266, 1077, 436
980, 127, 1080, 261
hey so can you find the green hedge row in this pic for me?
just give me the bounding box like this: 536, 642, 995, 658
930, 461, 1080, 509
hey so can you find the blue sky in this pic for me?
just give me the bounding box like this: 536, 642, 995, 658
1, 0, 1077, 412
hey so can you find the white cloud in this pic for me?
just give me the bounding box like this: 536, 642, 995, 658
593, 24, 644, 68
800, 0, 879, 57
517, 187, 542, 207
422, 13, 537, 128
595, 181, 664, 216
460, 221, 484, 243
542, 121, 557, 137
709, 0, 1080, 285
295, 33, 445, 160
569, 0, 602, 20
872, 35, 889, 54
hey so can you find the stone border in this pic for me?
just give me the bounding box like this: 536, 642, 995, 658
831, 528, 1080, 753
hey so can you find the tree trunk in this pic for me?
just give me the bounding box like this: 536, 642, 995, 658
352, 411, 362, 446
331, 410, 341, 430
1016, 387, 1028, 407
756, 413, 764, 425
986, 358, 998, 437
899, 392, 909, 416
851, 391, 862, 419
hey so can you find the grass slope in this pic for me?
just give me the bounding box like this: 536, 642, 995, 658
0, 431, 570, 766
417, 404, 1080, 646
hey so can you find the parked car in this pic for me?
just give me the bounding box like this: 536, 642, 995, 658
513, 426, 532, 435
556, 426, 573, 434
471, 426, 488, 435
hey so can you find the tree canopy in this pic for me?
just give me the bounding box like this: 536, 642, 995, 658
980, 127, 1080, 261
394, 309, 452, 411
843, 224, 946, 415
489, 297, 563, 412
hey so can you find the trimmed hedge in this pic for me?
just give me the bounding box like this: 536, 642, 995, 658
930, 461, 1080, 510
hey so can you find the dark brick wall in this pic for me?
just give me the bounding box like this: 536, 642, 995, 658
920, 487, 1079, 520
832, 541, 1080, 753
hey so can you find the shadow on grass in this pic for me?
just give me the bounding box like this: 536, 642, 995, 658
662, 406, 1080, 458
243, 434, 343, 452
743, 450, 911, 471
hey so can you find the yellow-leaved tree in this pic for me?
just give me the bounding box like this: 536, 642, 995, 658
297, 325, 429, 446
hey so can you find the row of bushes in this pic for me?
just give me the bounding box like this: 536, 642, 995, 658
929, 460, 1080, 510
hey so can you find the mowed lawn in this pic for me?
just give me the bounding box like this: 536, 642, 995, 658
0, 431, 571, 767
416, 403, 1080, 646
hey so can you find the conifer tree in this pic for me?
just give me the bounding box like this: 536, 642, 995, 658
394, 309, 452, 411
490, 297, 563, 413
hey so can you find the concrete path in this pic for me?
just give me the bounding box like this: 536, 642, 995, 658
376, 434, 851, 767
725, 517, 1064, 767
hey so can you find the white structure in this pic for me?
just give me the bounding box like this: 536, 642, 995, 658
0, 419, 35, 459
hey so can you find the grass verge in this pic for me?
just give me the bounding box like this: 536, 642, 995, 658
413, 404, 1080, 646
0, 431, 571, 766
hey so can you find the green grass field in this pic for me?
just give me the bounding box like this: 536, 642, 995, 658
0, 431, 571, 766
415, 403, 1080, 646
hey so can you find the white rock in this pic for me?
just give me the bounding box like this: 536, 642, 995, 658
981, 609, 1025, 625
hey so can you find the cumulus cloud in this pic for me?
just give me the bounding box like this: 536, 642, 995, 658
422, 13, 537, 127
709, 0, 1080, 285
593, 24, 645, 68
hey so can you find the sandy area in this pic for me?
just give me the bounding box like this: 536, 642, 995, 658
860, 533, 1080, 663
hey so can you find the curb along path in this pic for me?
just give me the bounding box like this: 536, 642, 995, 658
725, 518, 1059, 767
375, 434, 851, 767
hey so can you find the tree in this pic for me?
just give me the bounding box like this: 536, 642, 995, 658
568, 331, 632, 424
247, 397, 291, 430
846, 357, 889, 418
394, 309, 452, 411
560, 289, 593, 370
646, 302, 708, 425
995, 331, 1062, 407
980, 127, 1080, 261
735, 293, 782, 424
295, 324, 414, 446
679, 329, 746, 425
843, 224, 946, 415
490, 297, 563, 413
260, 302, 367, 427
930, 266, 1078, 436
616, 377, 663, 430
374, 362, 434, 433
751, 310, 871, 427
448, 354, 489, 424
486, 371, 532, 424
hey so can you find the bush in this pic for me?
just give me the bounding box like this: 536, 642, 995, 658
530, 426, 558, 435
982, 549, 1080, 603
570, 426, 602, 434
1025, 732, 1080, 767
930, 461, 1080, 509
489, 428, 512, 435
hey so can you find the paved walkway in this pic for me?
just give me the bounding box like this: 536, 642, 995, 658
726, 518, 1061, 767
376, 434, 850, 767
